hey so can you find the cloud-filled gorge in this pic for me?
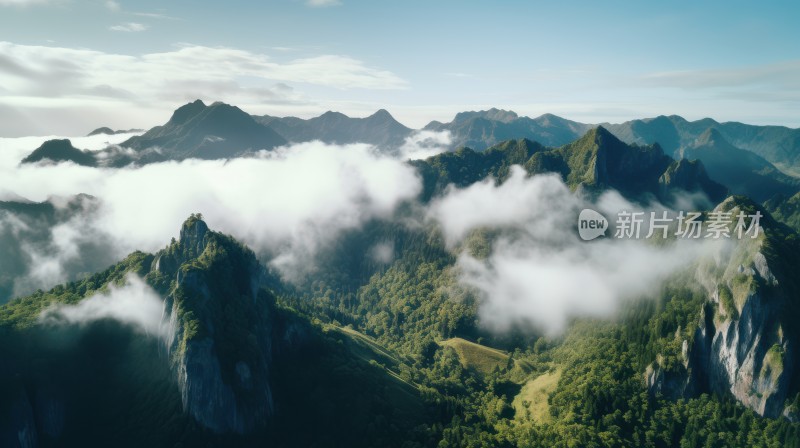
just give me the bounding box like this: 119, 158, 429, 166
1, 135, 723, 335
428, 167, 723, 335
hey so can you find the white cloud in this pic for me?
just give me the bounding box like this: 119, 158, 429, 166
397, 130, 451, 160
429, 166, 724, 335
368, 241, 395, 264
0, 41, 406, 94
105, 0, 120, 11
0, 136, 422, 282
307, 0, 341, 7
11, 195, 115, 298
39, 274, 170, 340
0, 41, 407, 135
428, 168, 573, 247
0, 0, 49, 5
109, 22, 148, 32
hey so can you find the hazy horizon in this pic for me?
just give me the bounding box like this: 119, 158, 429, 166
1, 0, 798, 136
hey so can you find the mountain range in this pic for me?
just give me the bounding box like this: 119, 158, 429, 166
21, 101, 800, 177
680, 128, 800, 202
255, 109, 412, 148
423, 108, 593, 149
0, 216, 431, 447
115, 100, 287, 165
413, 127, 727, 204
6, 101, 800, 446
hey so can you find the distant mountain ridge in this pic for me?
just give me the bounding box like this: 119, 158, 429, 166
20, 139, 97, 167
87, 127, 144, 136
256, 109, 412, 148
413, 126, 727, 204
680, 128, 800, 202
19, 101, 800, 183
602, 115, 800, 168
423, 108, 594, 150
118, 100, 287, 164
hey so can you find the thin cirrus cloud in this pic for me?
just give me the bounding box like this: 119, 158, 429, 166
109, 22, 149, 32
0, 41, 408, 135
307, 0, 341, 7
0, 0, 49, 5
641, 59, 800, 97
0, 41, 407, 99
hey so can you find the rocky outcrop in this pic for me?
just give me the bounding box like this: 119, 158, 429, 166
645, 348, 697, 399
149, 214, 276, 433
647, 197, 799, 418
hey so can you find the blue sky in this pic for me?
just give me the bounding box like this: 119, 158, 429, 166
0, 0, 798, 135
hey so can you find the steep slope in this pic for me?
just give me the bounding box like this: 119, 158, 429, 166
681, 128, 800, 202
147, 215, 275, 434
647, 197, 800, 418
0, 216, 435, 447
765, 191, 800, 234
423, 109, 593, 150
529, 126, 727, 202
116, 100, 286, 165
414, 127, 727, 204
256, 109, 412, 149
412, 138, 547, 200
604, 115, 800, 169
20, 139, 97, 167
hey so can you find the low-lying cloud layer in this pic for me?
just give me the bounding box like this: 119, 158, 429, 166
397, 130, 452, 160
0, 134, 422, 284
3, 134, 725, 335
39, 274, 169, 340
430, 166, 722, 335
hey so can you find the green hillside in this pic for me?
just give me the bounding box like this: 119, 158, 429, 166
440, 337, 511, 377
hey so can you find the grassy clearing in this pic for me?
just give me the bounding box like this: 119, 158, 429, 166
513, 368, 562, 423
440, 337, 511, 376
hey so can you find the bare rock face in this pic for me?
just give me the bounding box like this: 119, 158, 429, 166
151, 215, 275, 434
694, 282, 791, 417
0, 388, 38, 448
0, 385, 64, 448
648, 197, 798, 418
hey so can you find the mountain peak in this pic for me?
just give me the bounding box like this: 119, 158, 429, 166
120, 100, 287, 162
534, 113, 565, 124
169, 99, 207, 125
179, 213, 209, 257
21, 139, 97, 167
586, 125, 618, 144
484, 108, 518, 123
367, 109, 395, 121
453, 108, 519, 124
695, 127, 727, 147
319, 110, 349, 120
88, 126, 114, 136
181, 213, 208, 239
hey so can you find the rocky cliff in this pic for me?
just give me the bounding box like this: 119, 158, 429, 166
648, 197, 800, 418
148, 214, 275, 434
